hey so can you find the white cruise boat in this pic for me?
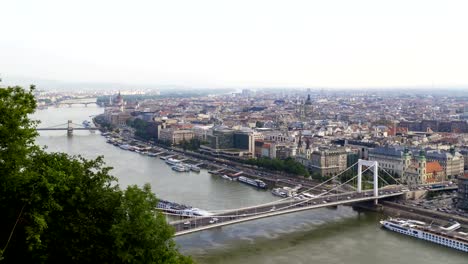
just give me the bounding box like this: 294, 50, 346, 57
238, 176, 267, 189
166, 158, 181, 166
380, 218, 468, 252
221, 174, 233, 181
271, 188, 288, 197
119, 144, 132, 150
172, 164, 189, 172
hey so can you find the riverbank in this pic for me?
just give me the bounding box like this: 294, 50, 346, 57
381, 201, 468, 227
35, 106, 468, 264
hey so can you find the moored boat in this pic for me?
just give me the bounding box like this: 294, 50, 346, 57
380, 218, 468, 252
172, 164, 189, 172
238, 176, 267, 189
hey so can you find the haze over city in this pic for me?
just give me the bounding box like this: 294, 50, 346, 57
2, 0, 468, 89
1, 1, 468, 264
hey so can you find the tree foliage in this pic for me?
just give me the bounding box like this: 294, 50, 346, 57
179, 139, 202, 151
127, 118, 157, 141
245, 157, 310, 177
0, 86, 193, 263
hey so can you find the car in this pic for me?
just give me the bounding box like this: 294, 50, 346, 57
183, 221, 191, 229
209, 218, 219, 224
346, 196, 351, 199
322, 201, 327, 204
270, 206, 276, 212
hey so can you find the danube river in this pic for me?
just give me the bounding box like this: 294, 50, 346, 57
33, 105, 467, 264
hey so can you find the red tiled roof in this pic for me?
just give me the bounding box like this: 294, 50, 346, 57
426, 161, 443, 173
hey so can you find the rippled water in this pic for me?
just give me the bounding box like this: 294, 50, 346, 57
33, 105, 467, 264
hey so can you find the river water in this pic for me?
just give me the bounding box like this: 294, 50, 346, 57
32, 105, 467, 264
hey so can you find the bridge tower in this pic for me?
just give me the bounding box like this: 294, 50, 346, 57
67, 120, 73, 136
357, 159, 379, 204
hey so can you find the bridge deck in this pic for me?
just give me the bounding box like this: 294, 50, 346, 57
37, 128, 98, 130
172, 188, 404, 236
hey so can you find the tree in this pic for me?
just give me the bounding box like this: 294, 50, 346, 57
112, 184, 192, 264
245, 157, 309, 177
0, 86, 193, 263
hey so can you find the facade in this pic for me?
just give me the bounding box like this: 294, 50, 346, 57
426, 148, 464, 179
255, 141, 297, 159
192, 125, 213, 141
460, 148, 468, 170
158, 128, 195, 145
110, 112, 132, 126
368, 147, 409, 177
201, 128, 255, 158
398, 120, 468, 133
309, 148, 348, 177
402, 150, 446, 185
458, 174, 468, 210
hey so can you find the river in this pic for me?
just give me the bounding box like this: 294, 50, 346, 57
32, 105, 467, 264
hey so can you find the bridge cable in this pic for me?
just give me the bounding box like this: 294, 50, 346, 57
165, 173, 363, 220
166, 166, 374, 220
201, 161, 361, 213
379, 167, 404, 185
38, 123, 69, 129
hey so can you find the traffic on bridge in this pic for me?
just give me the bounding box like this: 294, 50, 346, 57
171, 187, 404, 236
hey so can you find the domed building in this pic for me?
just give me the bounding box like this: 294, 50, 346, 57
113, 91, 124, 107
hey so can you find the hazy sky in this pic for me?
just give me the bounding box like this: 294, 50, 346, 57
1, 0, 468, 88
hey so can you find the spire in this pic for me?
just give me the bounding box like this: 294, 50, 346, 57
403, 146, 410, 157
305, 94, 312, 105
449, 145, 455, 155
418, 149, 426, 160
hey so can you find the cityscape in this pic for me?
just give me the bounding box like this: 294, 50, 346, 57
1, 1, 468, 263
33, 87, 468, 254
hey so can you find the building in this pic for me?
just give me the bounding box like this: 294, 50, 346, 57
200, 128, 255, 158
460, 149, 468, 170
192, 125, 213, 141
309, 148, 348, 177
426, 148, 464, 179
255, 141, 297, 159
158, 128, 195, 145
368, 147, 409, 177
398, 120, 468, 133
111, 112, 132, 126
402, 150, 446, 185
458, 174, 468, 210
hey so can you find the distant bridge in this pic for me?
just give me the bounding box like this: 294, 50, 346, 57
56, 98, 97, 107
36, 120, 98, 136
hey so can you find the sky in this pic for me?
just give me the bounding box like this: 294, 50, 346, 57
1, 0, 468, 89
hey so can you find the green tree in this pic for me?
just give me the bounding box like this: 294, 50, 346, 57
112, 184, 192, 264
0, 86, 193, 263
245, 157, 309, 177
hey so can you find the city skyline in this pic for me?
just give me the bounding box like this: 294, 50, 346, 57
2, 0, 468, 89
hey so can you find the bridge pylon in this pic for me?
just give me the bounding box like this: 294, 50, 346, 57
357, 159, 379, 204
67, 120, 73, 136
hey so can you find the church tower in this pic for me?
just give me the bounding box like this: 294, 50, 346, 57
417, 149, 426, 183
402, 147, 411, 172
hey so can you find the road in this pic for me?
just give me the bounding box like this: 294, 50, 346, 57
170, 186, 404, 235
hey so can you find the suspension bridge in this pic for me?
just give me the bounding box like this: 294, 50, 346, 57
36, 120, 98, 136
56, 98, 97, 107
167, 160, 409, 236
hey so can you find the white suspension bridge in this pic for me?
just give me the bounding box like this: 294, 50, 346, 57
167, 160, 409, 236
